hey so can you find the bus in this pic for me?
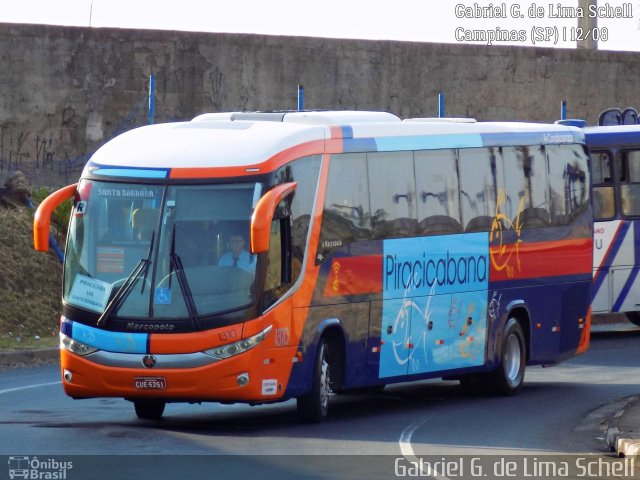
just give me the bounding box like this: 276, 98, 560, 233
34, 111, 592, 422
585, 123, 640, 325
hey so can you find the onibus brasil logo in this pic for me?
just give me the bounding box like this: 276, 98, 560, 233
8, 456, 72, 479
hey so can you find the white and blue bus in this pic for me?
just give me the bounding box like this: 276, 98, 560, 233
585, 120, 640, 325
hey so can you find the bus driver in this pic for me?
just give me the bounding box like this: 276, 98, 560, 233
218, 234, 255, 272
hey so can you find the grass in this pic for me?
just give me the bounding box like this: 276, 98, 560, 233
0, 335, 58, 350
0, 206, 64, 351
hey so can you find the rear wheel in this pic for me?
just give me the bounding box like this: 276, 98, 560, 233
489, 318, 526, 395
134, 399, 166, 420
297, 340, 332, 422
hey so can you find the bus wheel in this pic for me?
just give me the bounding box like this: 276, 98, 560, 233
134, 399, 166, 420
297, 340, 332, 422
625, 312, 640, 327
489, 318, 526, 395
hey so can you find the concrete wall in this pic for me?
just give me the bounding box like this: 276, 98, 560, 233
0, 22, 638, 185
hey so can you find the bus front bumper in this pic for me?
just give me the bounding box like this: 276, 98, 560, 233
59, 345, 297, 403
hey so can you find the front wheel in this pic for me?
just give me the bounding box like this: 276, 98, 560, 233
297, 340, 332, 422
488, 318, 526, 395
134, 399, 166, 420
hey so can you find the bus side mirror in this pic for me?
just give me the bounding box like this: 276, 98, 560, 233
33, 183, 77, 252
250, 182, 297, 254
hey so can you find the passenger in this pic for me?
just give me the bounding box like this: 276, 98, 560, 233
218, 234, 255, 272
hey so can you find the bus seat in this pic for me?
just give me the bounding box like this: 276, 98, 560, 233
132, 208, 159, 241
517, 207, 551, 229
417, 215, 462, 236
372, 218, 417, 239
175, 221, 215, 267
464, 216, 494, 233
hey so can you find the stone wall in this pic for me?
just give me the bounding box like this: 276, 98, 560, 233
0, 22, 638, 186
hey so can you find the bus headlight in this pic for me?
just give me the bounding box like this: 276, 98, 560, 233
204, 325, 272, 361
59, 333, 99, 356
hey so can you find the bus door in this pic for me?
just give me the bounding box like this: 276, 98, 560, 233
612, 149, 640, 312
592, 148, 640, 313
592, 219, 636, 313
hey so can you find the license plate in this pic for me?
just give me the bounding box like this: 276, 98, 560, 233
134, 377, 167, 390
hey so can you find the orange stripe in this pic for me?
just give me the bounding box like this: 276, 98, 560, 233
169, 139, 327, 178
329, 125, 343, 138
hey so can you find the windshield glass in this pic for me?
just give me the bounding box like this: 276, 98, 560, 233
64, 180, 260, 321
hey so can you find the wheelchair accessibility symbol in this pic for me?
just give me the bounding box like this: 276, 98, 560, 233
154, 287, 171, 305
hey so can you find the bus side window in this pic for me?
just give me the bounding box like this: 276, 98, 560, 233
547, 144, 590, 225
414, 149, 462, 236
620, 150, 640, 217
458, 147, 501, 232
590, 151, 616, 220
368, 151, 417, 239
501, 146, 551, 229
317, 153, 371, 263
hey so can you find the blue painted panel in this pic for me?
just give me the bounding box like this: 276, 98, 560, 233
407, 294, 451, 375
71, 320, 148, 354
93, 168, 169, 179
585, 130, 640, 148
379, 298, 411, 379
379, 234, 489, 378
446, 291, 487, 370
342, 138, 377, 153
382, 233, 489, 299
375, 134, 483, 151
481, 131, 584, 147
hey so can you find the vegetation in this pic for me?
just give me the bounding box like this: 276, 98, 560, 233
0, 204, 65, 350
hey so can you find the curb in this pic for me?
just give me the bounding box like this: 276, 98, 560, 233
606, 395, 640, 458
0, 347, 59, 367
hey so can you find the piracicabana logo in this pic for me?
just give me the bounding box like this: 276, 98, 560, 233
8, 456, 73, 480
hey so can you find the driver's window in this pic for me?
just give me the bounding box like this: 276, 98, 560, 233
263, 212, 291, 310
265, 220, 282, 292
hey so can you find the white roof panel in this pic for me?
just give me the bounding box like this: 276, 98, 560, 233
87, 112, 584, 175
90, 120, 327, 169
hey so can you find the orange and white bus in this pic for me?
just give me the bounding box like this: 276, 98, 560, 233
34, 111, 592, 421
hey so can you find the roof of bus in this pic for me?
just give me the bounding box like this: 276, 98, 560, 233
86, 111, 584, 178
583, 124, 640, 148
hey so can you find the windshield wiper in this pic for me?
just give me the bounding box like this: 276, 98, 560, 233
169, 224, 200, 329
97, 231, 155, 328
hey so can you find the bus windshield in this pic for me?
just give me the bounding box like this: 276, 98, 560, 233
63, 179, 261, 323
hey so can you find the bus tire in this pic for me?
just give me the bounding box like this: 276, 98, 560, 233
134, 399, 166, 420
489, 318, 526, 395
297, 339, 332, 422
625, 312, 640, 327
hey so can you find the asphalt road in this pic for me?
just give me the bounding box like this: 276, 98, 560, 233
1, 329, 639, 479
